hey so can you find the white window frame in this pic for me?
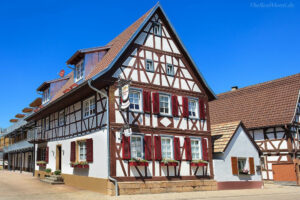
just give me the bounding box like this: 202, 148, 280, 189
161, 137, 173, 160
191, 138, 202, 160
237, 157, 247, 174
145, 59, 154, 72
129, 89, 142, 112
159, 94, 171, 116
75, 60, 84, 82
188, 98, 199, 119
166, 63, 174, 76
42, 88, 50, 104
78, 141, 87, 162
153, 22, 162, 36
58, 110, 65, 126
83, 96, 96, 119
130, 135, 143, 159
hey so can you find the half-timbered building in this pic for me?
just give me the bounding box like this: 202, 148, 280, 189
209, 73, 300, 181
26, 3, 217, 195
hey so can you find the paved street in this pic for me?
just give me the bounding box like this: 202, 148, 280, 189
0, 170, 300, 200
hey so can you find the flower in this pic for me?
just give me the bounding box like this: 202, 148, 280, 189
129, 158, 148, 163
191, 160, 208, 164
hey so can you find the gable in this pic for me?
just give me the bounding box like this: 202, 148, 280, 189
112, 10, 208, 95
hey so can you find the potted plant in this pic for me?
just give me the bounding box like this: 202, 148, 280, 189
45, 168, 52, 177
190, 160, 208, 167
70, 161, 89, 168
36, 161, 47, 167
239, 169, 249, 175
54, 170, 61, 176
160, 159, 178, 166
129, 158, 149, 166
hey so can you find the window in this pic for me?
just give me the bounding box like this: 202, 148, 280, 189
45, 117, 50, 131
78, 141, 86, 161
130, 135, 143, 159
42, 88, 50, 104
188, 99, 198, 118
40, 148, 46, 161
238, 158, 247, 173
166, 64, 174, 76
83, 97, 96, 118
191, 139, 201, 160
260, 157, 266, 170
161, 137, 173, 159
145, 59, 154, 72
129, 90, 142, 112
153, 22, 161, 36
58, 110, 64, 126
75, 60, 84, 82
159, 94, 171, 115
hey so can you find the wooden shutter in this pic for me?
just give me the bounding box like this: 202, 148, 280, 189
37, 148, 41, 161
201, 138, 208, 161
249, 157, 255, 175
45, 147, 49, 163
70, 141, 76, 162
144, 136, 152, 160
199, 99, 206, 120
86, 139, 93, 162
172, 95, 179, 117
152, 93, 160, 114
122, 135, 131, 160
174, 137, 181, 160
182, 97, 189, 118
184, 137, 192, 160
231, 157, 238, 175
143, 91, 151, 113
154, 136, 162, 160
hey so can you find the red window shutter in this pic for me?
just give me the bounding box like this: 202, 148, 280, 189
152, 93, 160, 114
45, 147, 49, 163
201, 138, 208, 161
172, 95, 179, 117
154, 136, 162, 160
144, 136, 152, 160
70, 141, 76, 162
86, 138, 93, 162
184, 137, 192, 160
199, 99, 206, 120
143, 91, 151, 113
37, 148, 41, 161
182, 97, 189, 118
122, 135, 131, 160
231, 157, 238, 175
249, 157, 255, 175
174, 137, 181, 160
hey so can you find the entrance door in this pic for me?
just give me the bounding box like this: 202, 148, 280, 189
28, 155, 32, 172
56, 145, 62, 171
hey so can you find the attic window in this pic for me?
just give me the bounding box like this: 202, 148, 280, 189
166, 64, 174, 76
75, 60, 84, 82
153, 22, 161, 36
42, 88, 50, 104
146, 59, 154, 72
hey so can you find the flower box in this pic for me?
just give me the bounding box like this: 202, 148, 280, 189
160, 162, 178, 167
37, 164, 46, 167
129, 161, 149, 167
190, 162, 207, 167
71, 164, 89, 169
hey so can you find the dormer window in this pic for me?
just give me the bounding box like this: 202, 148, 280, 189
75, 60, 84, 82
153, 22, 161, 36
146, 59, 154, 72
42, 88, 50, 104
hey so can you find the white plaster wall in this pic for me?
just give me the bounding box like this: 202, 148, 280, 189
213, 126, 262, 182
36, 128, 108, 178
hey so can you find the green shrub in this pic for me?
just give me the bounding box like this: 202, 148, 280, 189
54, 170, 61, 175
45, 168, 52, 173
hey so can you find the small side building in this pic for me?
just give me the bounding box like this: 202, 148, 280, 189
212, 121, 263, 190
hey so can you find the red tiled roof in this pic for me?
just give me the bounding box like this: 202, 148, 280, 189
209, 73, 300, 129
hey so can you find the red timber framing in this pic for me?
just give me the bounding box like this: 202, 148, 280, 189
34, 88, 108, 142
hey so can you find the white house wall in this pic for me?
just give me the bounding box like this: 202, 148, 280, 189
213, 126, 261, 182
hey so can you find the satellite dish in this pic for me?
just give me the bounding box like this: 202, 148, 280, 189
59, 69, 65, 77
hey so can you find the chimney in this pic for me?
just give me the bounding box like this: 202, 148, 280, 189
231, 86, 238, 91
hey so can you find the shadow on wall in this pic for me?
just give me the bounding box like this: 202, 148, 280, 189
239, 174, 252, 181
73, 168, 89, 176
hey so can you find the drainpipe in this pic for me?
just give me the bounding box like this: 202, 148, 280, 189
88, 80, 119, 196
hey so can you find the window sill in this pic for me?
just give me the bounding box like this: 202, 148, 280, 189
129, 161, 149, 167
159, 113, 172, 117
129, 110, 144, 114
189, 117, 200, 120
83, 113, 95, 120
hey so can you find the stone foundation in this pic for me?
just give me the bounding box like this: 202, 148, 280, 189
107, 179, 217, 195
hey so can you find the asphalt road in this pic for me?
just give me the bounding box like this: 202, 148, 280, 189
0, 170, 299, 200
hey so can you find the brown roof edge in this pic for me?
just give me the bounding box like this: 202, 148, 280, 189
36, 76, 70, 91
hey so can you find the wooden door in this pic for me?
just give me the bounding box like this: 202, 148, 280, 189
56, 145, 62, 171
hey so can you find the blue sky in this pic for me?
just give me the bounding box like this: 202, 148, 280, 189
0, 0, 299, 128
